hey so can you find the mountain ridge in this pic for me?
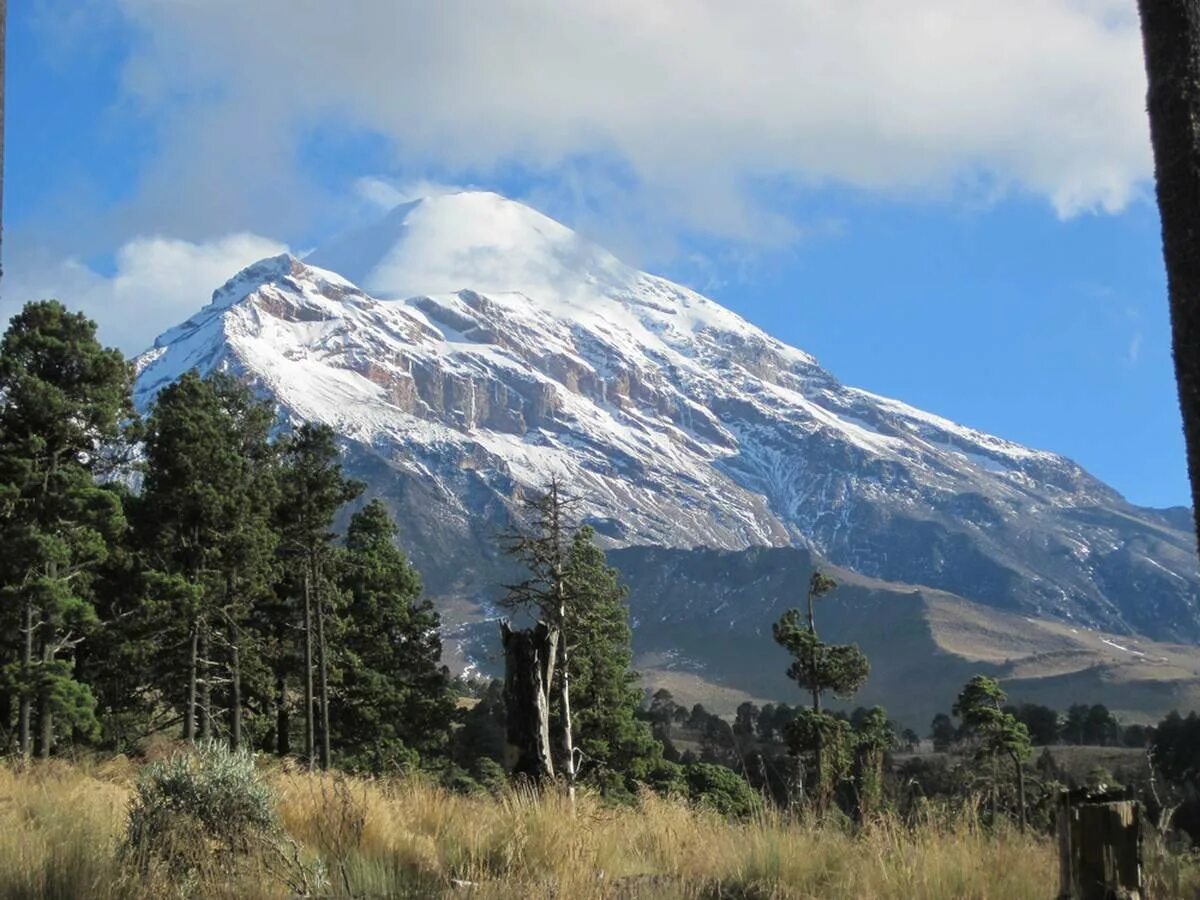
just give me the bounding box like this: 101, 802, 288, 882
132, 191, 1200, 643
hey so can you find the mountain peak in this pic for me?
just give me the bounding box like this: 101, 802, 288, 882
133, 189, 1200, 643
208, 253, 359, 310
307, 190, 634, 306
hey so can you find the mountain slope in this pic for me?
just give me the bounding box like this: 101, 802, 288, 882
609, 544, 1200, 725
134, 191, 1200, 641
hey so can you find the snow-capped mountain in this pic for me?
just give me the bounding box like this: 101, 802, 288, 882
134, 191, 1200, 642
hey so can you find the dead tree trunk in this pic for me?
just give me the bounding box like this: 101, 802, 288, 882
1138, 0, 1200, 545
555, 587, 578, 809
1057, 788, 1143, 900
501, 621, 555, 782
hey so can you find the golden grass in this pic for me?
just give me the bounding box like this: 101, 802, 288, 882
0, 757, 1194, 899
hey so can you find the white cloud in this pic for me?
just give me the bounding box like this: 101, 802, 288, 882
4, 232, 288, 355
1127, 332, 1143, 365
105, 0, 1150, 242
354, 177, 467, 210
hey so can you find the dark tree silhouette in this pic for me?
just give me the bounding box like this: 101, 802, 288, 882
1138, 0, 1200, 543
0, 0, 6, 289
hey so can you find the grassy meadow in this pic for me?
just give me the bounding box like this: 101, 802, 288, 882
4, 751, 1195, 900
2, 753, 1200, 900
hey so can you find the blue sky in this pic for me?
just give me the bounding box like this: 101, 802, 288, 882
4, 1, 1187, 508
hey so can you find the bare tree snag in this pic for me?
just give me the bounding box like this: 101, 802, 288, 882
501, 621, 556, 782
1057, 788, 1143, 899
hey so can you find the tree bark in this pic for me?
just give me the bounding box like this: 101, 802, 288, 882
1012, 750, 1027, 832
199, 626, 211, 741
1138, 0, 1200, 543
185, 621, 198, 743
35, 637, 51, 759
990, 751, 998, 824
807, 582, 820, 714
501, 621, 555, 782
314, 557, 331, 771
302, 572, 315, 769
0, 0, 7, 286
0, 681, 12, 754
275, 670, 290, 756
230, 636, 242, 751
18, 597, 31, 757
554, 572, 578, 810
806, 581, 822, 808
557, 628, 578, 809
35, 552, 59, 759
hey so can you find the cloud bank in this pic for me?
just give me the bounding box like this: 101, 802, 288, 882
110, 0, 1149, 242
5, 233, 288, 354
8, 1, 1153, 347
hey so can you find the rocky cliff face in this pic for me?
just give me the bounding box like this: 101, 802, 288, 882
134, 191, 1200, 641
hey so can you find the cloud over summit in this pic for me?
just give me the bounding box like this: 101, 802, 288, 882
113, 0, 1150, 238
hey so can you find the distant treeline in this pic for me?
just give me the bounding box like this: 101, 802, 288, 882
930, 702, 1154, 751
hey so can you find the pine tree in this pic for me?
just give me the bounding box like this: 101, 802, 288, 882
332, 499, 454, 771
207, 374, 278, 751
75, 483, 159, 751
772, 570, 869, 810
276, 423, 362, 769
138, 372, 276, 746
561, 525, 664, 797
953, 675, 1032, 830
851, 706, 893, 818
0, 301, 133, 757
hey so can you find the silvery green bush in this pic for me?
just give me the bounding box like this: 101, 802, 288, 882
125, 740, 277, 876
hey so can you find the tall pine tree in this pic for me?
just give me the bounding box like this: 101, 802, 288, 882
562, 526, 665, 797
0, 301, 132, 757
138, 372, 277, 746
332, 499, 454, 771
276, 423, 362, 769
772, 571, 869, 810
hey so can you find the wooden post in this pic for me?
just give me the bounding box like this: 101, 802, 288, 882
1057, 788, 1143, 900
501, 621, 555, 782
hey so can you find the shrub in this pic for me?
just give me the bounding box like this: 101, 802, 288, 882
124, 740, 278, 878
684, 762, 761, 819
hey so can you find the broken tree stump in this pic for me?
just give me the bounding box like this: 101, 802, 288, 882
500, 621, 556, 782
1057, 787, 1143, 900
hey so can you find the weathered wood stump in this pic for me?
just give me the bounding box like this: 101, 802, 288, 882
500, 621, 556, 782
1057, 788, 1143, 900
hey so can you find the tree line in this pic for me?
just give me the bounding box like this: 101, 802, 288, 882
0, 301, 455, 772
930, 701, 1152, 752
0, 299, 763, 812
5, 298, 1200, 837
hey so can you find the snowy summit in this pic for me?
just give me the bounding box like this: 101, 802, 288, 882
134, 191, 1200, 641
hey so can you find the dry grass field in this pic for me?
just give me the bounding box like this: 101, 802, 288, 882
0, 756, 1046, 899
1, 753, 1197, 899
